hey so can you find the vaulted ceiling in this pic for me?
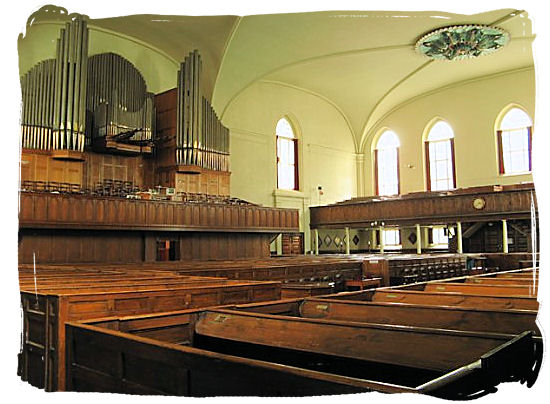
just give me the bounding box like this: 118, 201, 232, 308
212, 9, 534, 152
23, 7, 535, 152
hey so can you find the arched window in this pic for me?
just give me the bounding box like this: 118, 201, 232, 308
276, 117, 298, 190
425, 121, 456, 191
374, 130, 400, 196
497, 108, 532, 174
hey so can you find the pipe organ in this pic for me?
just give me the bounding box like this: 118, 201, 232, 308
20, 14, 230, 196
176, 50, 230, 172
20, 59, 56, 150
87, 53, 155, 153
53, 15, 89, 152
21, 15, 89, 152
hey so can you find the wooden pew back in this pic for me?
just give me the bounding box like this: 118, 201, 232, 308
299, 298, 539, 335
194, 309, 519, 373
424, 282, 537, 297
371, 290, 538, 310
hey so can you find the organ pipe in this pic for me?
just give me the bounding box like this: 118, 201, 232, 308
176, 50, 229, 171
86, 53, 155, 147
54, 14, 88, 152
20, 14, 88, 152
20, 14, 155, 153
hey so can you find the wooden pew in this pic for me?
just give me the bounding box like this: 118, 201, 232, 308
424, 282, 537, 297
20, 279, 235, 293
298, 298, 540, 335
281, 282, 335, 299
65, 319, 404, 396
370, 290, 538, 310
195, 309, 525, 374
496, 272, 538, 279
19, 278, 280, 392
19, 255, 366, 284
65, 308, 537, 398
465, 277, 537, 286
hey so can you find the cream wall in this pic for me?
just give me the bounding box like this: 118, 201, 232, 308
18, 23, 177, 93
361, 68, 535, 196
223, 81, 357, 252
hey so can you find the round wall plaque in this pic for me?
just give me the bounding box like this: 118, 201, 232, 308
473, 197, 486, 210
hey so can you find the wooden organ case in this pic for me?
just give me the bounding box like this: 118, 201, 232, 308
18, 15, 299, 264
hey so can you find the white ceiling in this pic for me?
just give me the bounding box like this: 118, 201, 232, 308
212, 9, 534, 151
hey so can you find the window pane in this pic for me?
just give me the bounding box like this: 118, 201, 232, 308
500, 108, 532, 130
427, 121, 454, 141
435, 141, 448, 157
276, 118, 294, 138
277, 135, 297, 189
377, 147, 399, 196
429, 138, 453, 190
509, 130, 525, 150
382, 229, 400, 246
432, 227, 448, 245
501, 128, 530, 174
287, 140, 295, 164
377, 131, 400, 149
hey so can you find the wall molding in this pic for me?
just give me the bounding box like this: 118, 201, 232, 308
229, 128, 270, 144
306, 143, 356, 157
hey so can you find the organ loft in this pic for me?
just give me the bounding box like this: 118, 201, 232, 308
15, 5, 542, 400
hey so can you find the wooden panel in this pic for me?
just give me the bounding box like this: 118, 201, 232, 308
66, 323, 373, 396
20, 149, 149, 190
310, 184, 536, 227
371, 290, 538, 310
195, 310, 510, 373
300, 299, 539, 335
424, 282, 537, 297
466, 277, 536, 285
19, 192, 299, 232
20, 277, 281, 391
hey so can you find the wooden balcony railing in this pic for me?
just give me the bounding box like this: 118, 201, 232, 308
310, 184, 537, 228
19, 192, 300, 232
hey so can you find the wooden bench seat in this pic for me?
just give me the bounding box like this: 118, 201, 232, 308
195, 309, 517, 373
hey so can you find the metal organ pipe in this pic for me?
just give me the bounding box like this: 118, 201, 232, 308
86, 52, 155, 147
20, 59, 56, 151
175, 50, 230, 171
54, 14, 88, 151
20, 15, 155, 153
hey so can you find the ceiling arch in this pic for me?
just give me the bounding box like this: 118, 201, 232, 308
213, 8, 534, 152
260, 80, 358, 151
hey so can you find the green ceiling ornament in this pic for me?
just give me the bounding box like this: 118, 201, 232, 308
415, 25, 510, 61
